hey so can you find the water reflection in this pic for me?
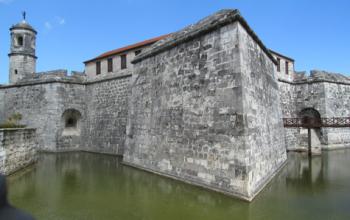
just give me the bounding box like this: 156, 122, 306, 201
7, 151, 350, 220
285, 153, 328, 191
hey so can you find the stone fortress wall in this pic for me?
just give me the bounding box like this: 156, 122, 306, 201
0, 72, 87, 152
278, 70, 350, 151
0, 9, 349, 200
82, 72, 131, 155
0, 128, 37, 175
124, 10, 286, 200
0, 70, 130, 155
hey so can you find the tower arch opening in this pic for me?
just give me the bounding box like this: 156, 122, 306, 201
16, 35, 23, 46
298, 108, 323, 155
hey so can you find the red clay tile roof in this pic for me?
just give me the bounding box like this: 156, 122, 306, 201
84, 34, 171, 64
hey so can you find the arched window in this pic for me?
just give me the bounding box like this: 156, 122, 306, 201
14, 69, 18, 75
62, 109, 82, 136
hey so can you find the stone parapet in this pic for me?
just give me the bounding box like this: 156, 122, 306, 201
287, 70, 350, 85
133, 9, 277, 65
0, 70, 131, 89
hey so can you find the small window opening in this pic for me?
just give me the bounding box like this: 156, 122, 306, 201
135, 50, 142, 56
121, 54, 127, 70
96, 61, 101, 75
277, 58, 281, 72
17, 36, 23, 46
285, 61, 289, 75
108, 58, 113, 72
14, 69, 18, 75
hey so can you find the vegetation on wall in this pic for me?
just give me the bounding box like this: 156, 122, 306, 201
0, 113, 26, 129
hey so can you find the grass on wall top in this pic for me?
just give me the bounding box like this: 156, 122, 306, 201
0, 113, 26, 129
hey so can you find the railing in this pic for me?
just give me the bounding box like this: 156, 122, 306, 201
283, 117, 350, 128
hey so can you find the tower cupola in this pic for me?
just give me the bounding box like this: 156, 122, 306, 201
8, 12, 37, 84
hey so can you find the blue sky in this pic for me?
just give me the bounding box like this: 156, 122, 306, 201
0, 0, 349, 84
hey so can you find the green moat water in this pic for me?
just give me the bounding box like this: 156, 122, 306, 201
7, 150, 350, 220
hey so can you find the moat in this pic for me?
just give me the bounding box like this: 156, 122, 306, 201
8, 150, 350, 220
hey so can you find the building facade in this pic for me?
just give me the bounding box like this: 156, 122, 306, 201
0, 9, 349, 201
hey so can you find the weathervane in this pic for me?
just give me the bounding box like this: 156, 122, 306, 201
22, 11, 26, 21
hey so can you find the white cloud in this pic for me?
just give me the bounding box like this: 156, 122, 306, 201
55, 16, 65, 25
44, 21, 52, 30
44, 16, 65, 32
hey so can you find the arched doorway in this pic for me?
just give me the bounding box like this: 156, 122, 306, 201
298, 108, 322, 155
299, 108, 322, 128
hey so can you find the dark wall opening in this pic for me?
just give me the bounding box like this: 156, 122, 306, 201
299, 108, 321, 127
62, 109, 82, 136
65, 117, 77, 128
17, 36, 23, 46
